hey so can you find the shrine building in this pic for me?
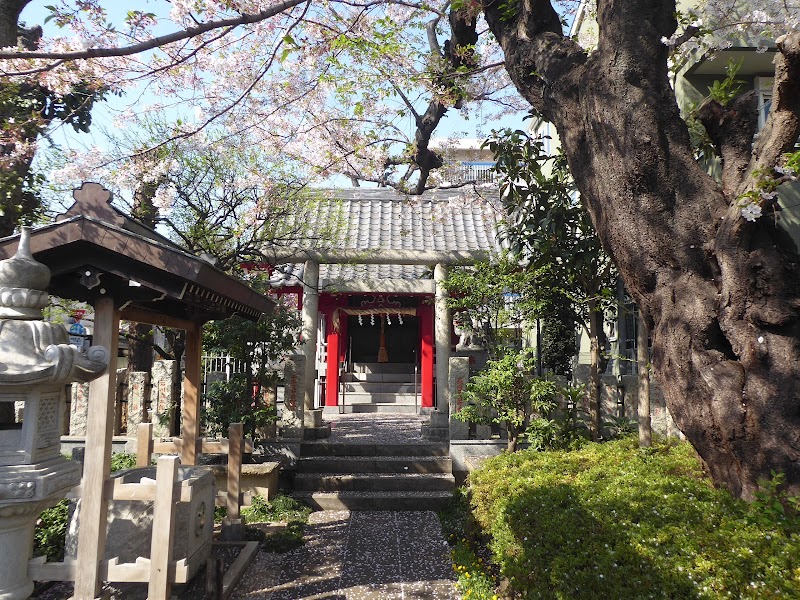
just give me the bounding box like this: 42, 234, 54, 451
262, 188, 501, 414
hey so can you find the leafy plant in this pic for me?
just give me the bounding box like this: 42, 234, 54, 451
242, 494, 311, 524
466, 437, 800, 599
748, 470, 800, 531
602, 414, 638, 440
34, 499, 70, 561
707, 58, 745, 106
109, 452, 137, 472
203, 375, 278, 439
241, 494, 312, 553
456, 350, 557, 452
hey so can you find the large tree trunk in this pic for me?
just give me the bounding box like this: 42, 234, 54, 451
484, 0, 800, 498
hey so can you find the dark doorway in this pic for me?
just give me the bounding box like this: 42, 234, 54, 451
348, 316, 419, 364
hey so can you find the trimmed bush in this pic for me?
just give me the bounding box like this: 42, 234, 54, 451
467, 437, 800, 599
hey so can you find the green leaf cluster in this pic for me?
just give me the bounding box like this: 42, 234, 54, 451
464, 437, 800, 598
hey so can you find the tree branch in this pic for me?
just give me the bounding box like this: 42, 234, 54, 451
0, 0, 307, 60
697, 91, 758, 194
748, 32, 800, 193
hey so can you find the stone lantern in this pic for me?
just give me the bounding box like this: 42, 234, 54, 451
0, 227, 108, 600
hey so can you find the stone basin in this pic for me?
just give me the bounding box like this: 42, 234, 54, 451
66, 465, 215, 581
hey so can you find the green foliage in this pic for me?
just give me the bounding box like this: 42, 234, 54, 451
203, 375, 278, 438
539, 293, 576, 377
202, 297, 301, 438
242, 494, 312, 553
485, 127, 614, 379
466, 438, 800, 599
439, 489, 498, 600
443, 255, 548, 357
456, 350, 557, 451
109, 452, 137, 472
707, 59, 745, 107
747, 471, 800, 532
241, 493, 312, 524
525, 383, 591, 451
34, 499, 69, 562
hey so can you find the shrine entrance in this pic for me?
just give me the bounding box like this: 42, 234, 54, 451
348, 315, 419, 364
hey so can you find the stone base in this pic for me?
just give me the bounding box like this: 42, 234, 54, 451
303, 424, 332, 440
421, 424, 449, 441
303, 408, 324, 428
221, 518, 245, 542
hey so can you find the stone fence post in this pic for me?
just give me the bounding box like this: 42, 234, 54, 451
280, 355, 305, 438
449, 356, 470, 440
151, 360, 178, 438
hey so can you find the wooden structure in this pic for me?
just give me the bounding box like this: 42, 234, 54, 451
0, 183, 275, 600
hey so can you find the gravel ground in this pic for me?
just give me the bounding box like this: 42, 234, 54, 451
231, 510, 459, 600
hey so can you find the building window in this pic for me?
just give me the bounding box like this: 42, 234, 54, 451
755, 76, 773, 131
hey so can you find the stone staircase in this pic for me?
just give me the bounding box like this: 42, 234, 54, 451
291, 440, 454, 510
339, 362, 421, 414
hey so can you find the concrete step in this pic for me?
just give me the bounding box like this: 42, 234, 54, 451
292, 490, 454, 511
296, 455, 452, 475
352, 362, 416, 374
300, 442, 449, 458
341, 392, 419, 404
340, 403, 420, 414
293, 472, 455, 492
343, 372, 418, 383
343, 382, 420, 393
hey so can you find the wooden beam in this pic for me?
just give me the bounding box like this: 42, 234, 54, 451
226, 423, 243, 521
181, 323, 202, 465
73, 295, 119, 600
148, 456, 180, 599
136, 422, 154, 467
119, 306, 198, 332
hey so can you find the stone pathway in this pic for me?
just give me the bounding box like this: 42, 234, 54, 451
231, 510, 459, 599
324, 413, 430, 444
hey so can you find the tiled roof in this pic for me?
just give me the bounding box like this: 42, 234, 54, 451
269, 188, 502, 287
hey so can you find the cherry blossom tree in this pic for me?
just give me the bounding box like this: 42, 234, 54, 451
2, 0, 800, 497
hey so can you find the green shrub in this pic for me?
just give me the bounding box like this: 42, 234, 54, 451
467, 437, 800, 599
242, 494, 311, 524
34, 499, 70, 561
241, 494, 312, 553
110, 452, 137, 472
439, 489, 498, 599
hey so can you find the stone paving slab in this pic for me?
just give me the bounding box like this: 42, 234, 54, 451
231, 510, 459, 599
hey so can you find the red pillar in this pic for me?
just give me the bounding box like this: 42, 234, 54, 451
322, 296, 341, 407
419, 303, 434, 408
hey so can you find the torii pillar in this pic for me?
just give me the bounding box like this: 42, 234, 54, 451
301, 260, 324, 431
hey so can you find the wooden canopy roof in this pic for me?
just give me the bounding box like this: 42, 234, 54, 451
0, 183, 274, 327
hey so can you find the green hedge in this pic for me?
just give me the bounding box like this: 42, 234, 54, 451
466, 437, 800, 599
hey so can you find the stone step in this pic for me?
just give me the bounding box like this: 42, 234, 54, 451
351, 362, 416, 374
340, 403, 420, 414
300, 442, 449, 458
341, 392, 418, 404
292, 490, 454, 511
343, 372, 418, 383
296, 455, 452, 475
293, 472, 455, 492
343, 382, 420, 393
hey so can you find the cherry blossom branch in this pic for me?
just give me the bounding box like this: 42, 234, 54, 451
0, 0, 307, 60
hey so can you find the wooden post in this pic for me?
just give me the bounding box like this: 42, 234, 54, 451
226, 423, 243, 521
136, 422, 154, 467
148, 455, 180, 600
181, 322, 202, 466
74, 296, 119, 600
636, 312, 652, 447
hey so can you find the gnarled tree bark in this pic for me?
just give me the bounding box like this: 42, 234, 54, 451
483, 0, 800, 498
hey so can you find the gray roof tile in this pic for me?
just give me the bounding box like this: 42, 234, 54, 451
269, 187, 502, 287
